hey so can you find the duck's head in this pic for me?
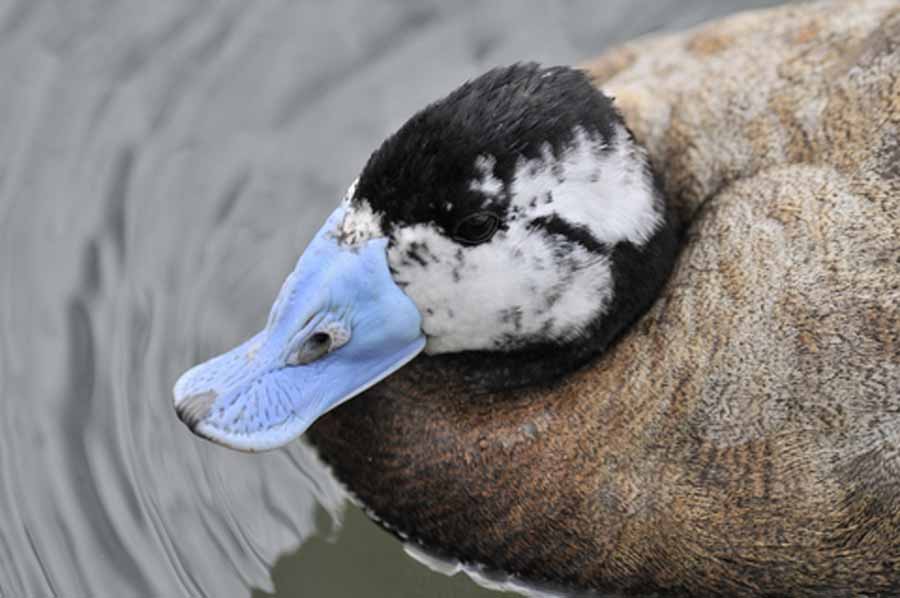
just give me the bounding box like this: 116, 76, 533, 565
174, 63, 675, 451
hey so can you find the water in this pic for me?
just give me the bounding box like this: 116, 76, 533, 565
0, 1, 792, 596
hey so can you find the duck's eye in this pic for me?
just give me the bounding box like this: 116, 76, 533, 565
287, 332, 333, 366
452, 211, 500, 245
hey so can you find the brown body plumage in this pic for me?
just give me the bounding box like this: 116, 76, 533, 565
308, 1, 900, 595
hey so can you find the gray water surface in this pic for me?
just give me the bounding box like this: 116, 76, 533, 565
1, 1, 792, 596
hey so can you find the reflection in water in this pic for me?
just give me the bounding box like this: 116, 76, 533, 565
0, 1, 790, 596
257, 506, 509, 598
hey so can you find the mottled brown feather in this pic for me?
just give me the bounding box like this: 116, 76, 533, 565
309, 1, 900, 594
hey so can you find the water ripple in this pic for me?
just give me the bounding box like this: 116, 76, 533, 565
0, 1, 794, 596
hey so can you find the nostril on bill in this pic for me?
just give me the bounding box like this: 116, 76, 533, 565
175, 390, 218, 430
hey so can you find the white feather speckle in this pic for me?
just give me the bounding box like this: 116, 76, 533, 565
470, 155, 504, 196
336, 198, 383, 246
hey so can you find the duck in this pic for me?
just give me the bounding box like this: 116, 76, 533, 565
173, 0, 900, 595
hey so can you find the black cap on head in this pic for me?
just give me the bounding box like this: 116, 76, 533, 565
354, 63, 625, 235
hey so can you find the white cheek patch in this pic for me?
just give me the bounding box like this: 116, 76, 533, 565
388, 221, 613, 354
476, 125, 662, 247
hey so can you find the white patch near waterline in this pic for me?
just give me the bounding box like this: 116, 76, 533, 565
307, 447, 591, 598
403, 543, 584, 598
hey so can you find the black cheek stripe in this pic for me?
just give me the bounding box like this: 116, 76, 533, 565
527, 214, 609, 255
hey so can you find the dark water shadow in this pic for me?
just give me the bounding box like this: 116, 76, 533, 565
256, 505, 504, 598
